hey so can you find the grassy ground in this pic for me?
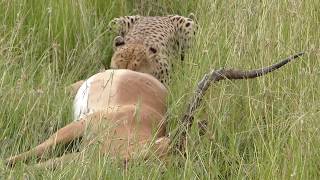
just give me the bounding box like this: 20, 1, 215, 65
0, 0, 319, 179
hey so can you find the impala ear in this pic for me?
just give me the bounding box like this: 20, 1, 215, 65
149, 46, 157, 54
114, 36, 125, 47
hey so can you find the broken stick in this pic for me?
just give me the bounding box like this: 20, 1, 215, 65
174, 52, 304, 152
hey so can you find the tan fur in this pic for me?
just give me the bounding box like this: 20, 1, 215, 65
6, 69, 170, 168
110, 43, 156, 75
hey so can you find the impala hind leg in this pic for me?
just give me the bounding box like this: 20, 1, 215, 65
6, 119, 87, 167
154, 137, 170, 158
139, 137, 171, 160
34, 152, 83, 170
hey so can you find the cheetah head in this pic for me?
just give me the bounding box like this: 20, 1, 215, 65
110, 36, 158, 75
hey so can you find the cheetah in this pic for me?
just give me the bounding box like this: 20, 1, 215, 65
109, 14, 197, 84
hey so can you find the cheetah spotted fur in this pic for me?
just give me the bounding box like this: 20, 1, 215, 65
109, 14, 197, 85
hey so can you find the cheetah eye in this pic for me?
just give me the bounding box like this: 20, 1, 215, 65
149, 47, 157, 54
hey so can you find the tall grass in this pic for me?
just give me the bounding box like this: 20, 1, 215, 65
0, 0, 319, 179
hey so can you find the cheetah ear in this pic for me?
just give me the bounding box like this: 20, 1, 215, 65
114, 36, 125, 47
149, 47, 157, 54
188, 13, 196, 20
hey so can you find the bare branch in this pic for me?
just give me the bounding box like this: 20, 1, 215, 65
173, 52, 304, 152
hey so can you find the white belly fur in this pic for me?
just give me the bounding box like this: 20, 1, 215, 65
73, 74, 98, 121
